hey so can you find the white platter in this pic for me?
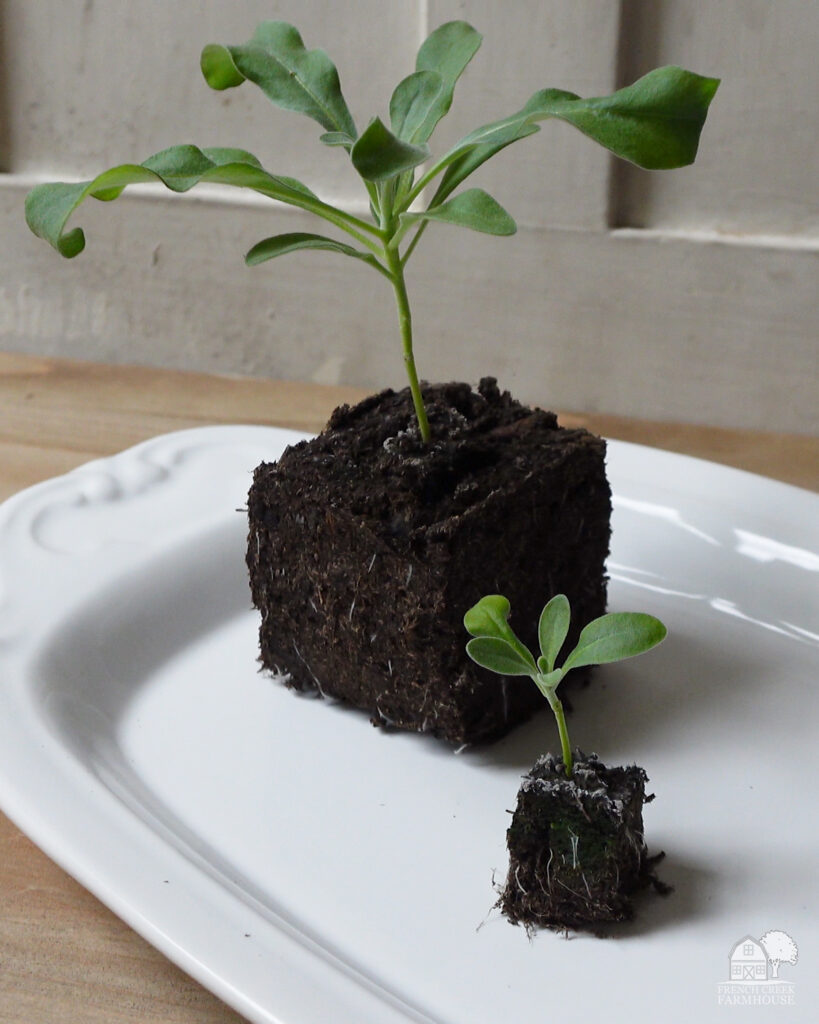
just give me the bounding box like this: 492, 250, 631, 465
0, 425, 817, 1023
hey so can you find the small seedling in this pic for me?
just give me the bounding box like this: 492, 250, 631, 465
464, 594, 666, 776
25, 20, 719, 443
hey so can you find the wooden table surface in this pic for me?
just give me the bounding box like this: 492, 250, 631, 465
0, 350, 816, 1023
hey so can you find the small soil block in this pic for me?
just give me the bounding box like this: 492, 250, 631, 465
501, 751, 661, 930
246, 378, 611, 745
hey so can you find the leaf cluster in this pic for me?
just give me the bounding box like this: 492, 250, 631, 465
25, 20, 719, 268
464, 594, 666, 772
23, 20, 718, 442
465, 593, 667, 686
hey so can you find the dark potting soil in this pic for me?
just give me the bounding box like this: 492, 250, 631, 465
246, 378, 611, 745
501, 751, 669, 932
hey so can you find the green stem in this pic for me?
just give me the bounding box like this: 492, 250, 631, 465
305, 203, 385, 253
546, 690, 573, 777
401, 219, 428, 266
365, 180, 381, 218
384, 242, 430, 444
402, 151, 462, 209
256, 187, 385, 253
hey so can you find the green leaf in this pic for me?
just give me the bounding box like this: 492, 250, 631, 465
538, 594, 571, 672
25, 145, 324, 257
246, 232, 384, 273
464, 594, 512, 638
389, 70, 444, 143
562, 612, 668, 673
351, 117, 430, 182
200, 21, 357, 139
520, 66, 720, 169
412, 21, 482, 142
402, 188, 515, 236
466, 637, 535, 677
414, 68, 717, 207
463, 594, 536, 672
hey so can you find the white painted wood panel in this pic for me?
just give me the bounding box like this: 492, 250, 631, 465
614, 0, 819, 237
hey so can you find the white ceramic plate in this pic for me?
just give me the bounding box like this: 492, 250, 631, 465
0, 426, 816, 1024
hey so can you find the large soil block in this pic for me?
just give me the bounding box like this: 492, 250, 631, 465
246, 378, 611, 745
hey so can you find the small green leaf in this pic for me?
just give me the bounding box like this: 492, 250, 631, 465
403, 188, 516, 235
246, 232, 383, 272
351, 117, 430, 182
464, 594, 512, 639
538, 594, 571, 672
463, 594, 536, 672
320, 131, 356, 150
389, 70, 444, 143
412, 21, 482, 142
201, 21, 357, 138
466, 637, 534, 677
534, 668, 563, 698
562, 612, 668, 673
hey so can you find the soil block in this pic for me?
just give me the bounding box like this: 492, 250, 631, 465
501, 751, 662, 930
246, 378, 611, 745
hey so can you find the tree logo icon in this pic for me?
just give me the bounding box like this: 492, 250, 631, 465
759, 931, 799, 979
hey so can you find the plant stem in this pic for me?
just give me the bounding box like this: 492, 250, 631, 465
401, 219, 428, 266
384, 242, 431, 444
268, 188, 384, 247
545, 690, 573, 777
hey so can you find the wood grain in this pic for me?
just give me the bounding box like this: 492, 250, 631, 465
0, 351, 814, 497
0, 352, 816, 1024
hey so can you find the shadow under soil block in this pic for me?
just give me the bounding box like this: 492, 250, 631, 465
501, 752, 668, 931
246, 378, 611, 745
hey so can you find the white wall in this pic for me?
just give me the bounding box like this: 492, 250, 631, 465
2, 1, 817, 432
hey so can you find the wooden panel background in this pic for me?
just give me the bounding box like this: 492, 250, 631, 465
0, 0, 816, 433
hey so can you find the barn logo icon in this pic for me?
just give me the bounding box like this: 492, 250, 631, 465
717, 931, 798, 1006
729, 935, 769, 981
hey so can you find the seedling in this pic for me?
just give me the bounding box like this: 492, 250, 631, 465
25, 21, 718, 443
464, 594, 666, 775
